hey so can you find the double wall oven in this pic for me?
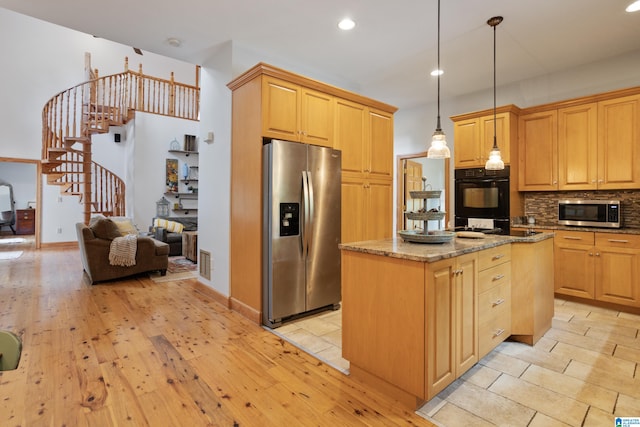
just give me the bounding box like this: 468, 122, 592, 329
454, 166, 510, 234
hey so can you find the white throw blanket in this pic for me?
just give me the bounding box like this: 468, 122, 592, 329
109, 234, 137, 267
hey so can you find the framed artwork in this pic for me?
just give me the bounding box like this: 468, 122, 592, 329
166, 159, 178, 193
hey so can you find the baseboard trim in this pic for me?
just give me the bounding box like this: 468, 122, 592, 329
230, 297, 261, 324
191, 280, 230, 308
40, 241, 78, 249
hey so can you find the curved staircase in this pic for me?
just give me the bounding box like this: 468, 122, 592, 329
41, 57, 200, 224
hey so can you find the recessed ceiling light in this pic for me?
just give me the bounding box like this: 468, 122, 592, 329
626, 0, 640, 12
338, 18, 356, 31
166, 37, 182, 47
430, 69, 443, 76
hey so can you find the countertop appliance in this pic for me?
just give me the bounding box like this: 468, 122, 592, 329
262, 139, 342, 328
558, 199, 622, 228
454, 166, 510, 234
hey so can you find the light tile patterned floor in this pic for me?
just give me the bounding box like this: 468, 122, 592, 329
273, 298, 640, 426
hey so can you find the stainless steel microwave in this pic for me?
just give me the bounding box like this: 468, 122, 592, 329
558, 199, 622, 228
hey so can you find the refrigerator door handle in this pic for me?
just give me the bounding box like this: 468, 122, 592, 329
301, 170, 310, 255
306, 170, 314, 254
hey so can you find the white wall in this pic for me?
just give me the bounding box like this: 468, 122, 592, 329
132, 113, 198, 231
0, 8, 199, 243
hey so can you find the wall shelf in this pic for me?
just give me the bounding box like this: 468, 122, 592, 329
169, 149, 198, 157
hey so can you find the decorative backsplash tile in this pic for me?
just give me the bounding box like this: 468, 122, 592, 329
523, 190, 640, 229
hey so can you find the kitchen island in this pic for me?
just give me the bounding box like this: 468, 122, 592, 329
339, 232, 554, 409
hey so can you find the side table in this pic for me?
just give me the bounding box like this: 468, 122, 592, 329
182, 231, 198, 262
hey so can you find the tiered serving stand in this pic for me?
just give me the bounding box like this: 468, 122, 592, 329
398, 184, 455, 244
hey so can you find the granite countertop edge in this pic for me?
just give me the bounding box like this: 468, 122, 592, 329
339, 232, 554, 263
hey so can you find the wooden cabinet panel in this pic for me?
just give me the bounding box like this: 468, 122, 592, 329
518, 110, 558, 191
453, 111, 514, 169
300, 88, 334, 147
453, 118, 481, 168
341, 176, 392, 243
425, 257, 456, 399
478, 281, 511, 358
340, 176, 366, 244
558, 103, 598, 190
426, 253, 478, 399
342, 251, 426, 398
511, 239, 554, 345
368, 109, 394, 179
456, 254, 479, 375
554, 231, 595, 299
478, 244, 511, 271
594, 233, 640, 307
334, 99, 367, 174
262, 76, 299, 140
597, 94, 640, 189
261, 76, 334, 146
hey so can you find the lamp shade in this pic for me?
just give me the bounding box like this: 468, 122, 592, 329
427, 130, 451, 159
485, 146, 504, 170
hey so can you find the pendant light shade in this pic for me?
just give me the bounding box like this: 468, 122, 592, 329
427, 0, 451, 159
485, 16, 504, 170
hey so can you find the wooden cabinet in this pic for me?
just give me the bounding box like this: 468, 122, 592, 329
510, 238, 554, 345
341, 176, 393, 243
337, 101, 394, 243
227, 63, 396, 321
558, 103, 598, 190
554, 230, 596, 299
477, 245, 511, 359
594, 233, 640, 307
555, 231, 640, 307
16, 209, 35, 235
518, 109, 558, 191
597, 94, 640, 190
452, 107, 519, 169
519, 90, 640, 191
261, 76, 334, 147
426, 252, 478, 399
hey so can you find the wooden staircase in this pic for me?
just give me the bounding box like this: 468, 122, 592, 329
41, 56, 200, 224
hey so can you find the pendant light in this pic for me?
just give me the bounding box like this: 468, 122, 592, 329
427, 0, 451, 159
485, 16, 505, 170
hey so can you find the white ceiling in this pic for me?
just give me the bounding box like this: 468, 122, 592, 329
1, 0, 640, 109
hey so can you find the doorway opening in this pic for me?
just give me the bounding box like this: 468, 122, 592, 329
396, 152, 450, 232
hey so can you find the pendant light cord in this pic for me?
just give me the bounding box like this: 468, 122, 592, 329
492, 19, 497, 149
436, 0, 442, 131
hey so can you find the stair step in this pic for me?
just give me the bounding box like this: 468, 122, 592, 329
64, 136, 90, 144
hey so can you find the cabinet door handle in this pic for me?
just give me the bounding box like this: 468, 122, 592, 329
493, 329, 505, 337
563, 236, 582, 240
589, 252, 593, 256
492, 274, 504, 281
595, 252, 600, 257
492, 254, 504, 260
492, 298, 505, 307
607, 239, 629, 244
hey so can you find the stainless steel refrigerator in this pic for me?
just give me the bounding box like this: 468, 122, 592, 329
262, 139, 341, 328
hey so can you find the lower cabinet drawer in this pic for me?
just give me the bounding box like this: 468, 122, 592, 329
479, 282, 511, 358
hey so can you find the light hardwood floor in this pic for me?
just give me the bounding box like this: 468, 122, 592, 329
0, 238, 434, 426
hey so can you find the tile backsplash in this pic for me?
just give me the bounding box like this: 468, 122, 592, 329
523, 190, 640, 229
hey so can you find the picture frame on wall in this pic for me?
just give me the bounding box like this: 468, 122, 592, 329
166, 159, 178, 193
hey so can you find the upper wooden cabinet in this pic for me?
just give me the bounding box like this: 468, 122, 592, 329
519, 89, 640, 191
336, 99, 395, 243
451, 106, 519, 169
518, 109, 558, 191
597, 94, 640, 190
262, 76, 334, 147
